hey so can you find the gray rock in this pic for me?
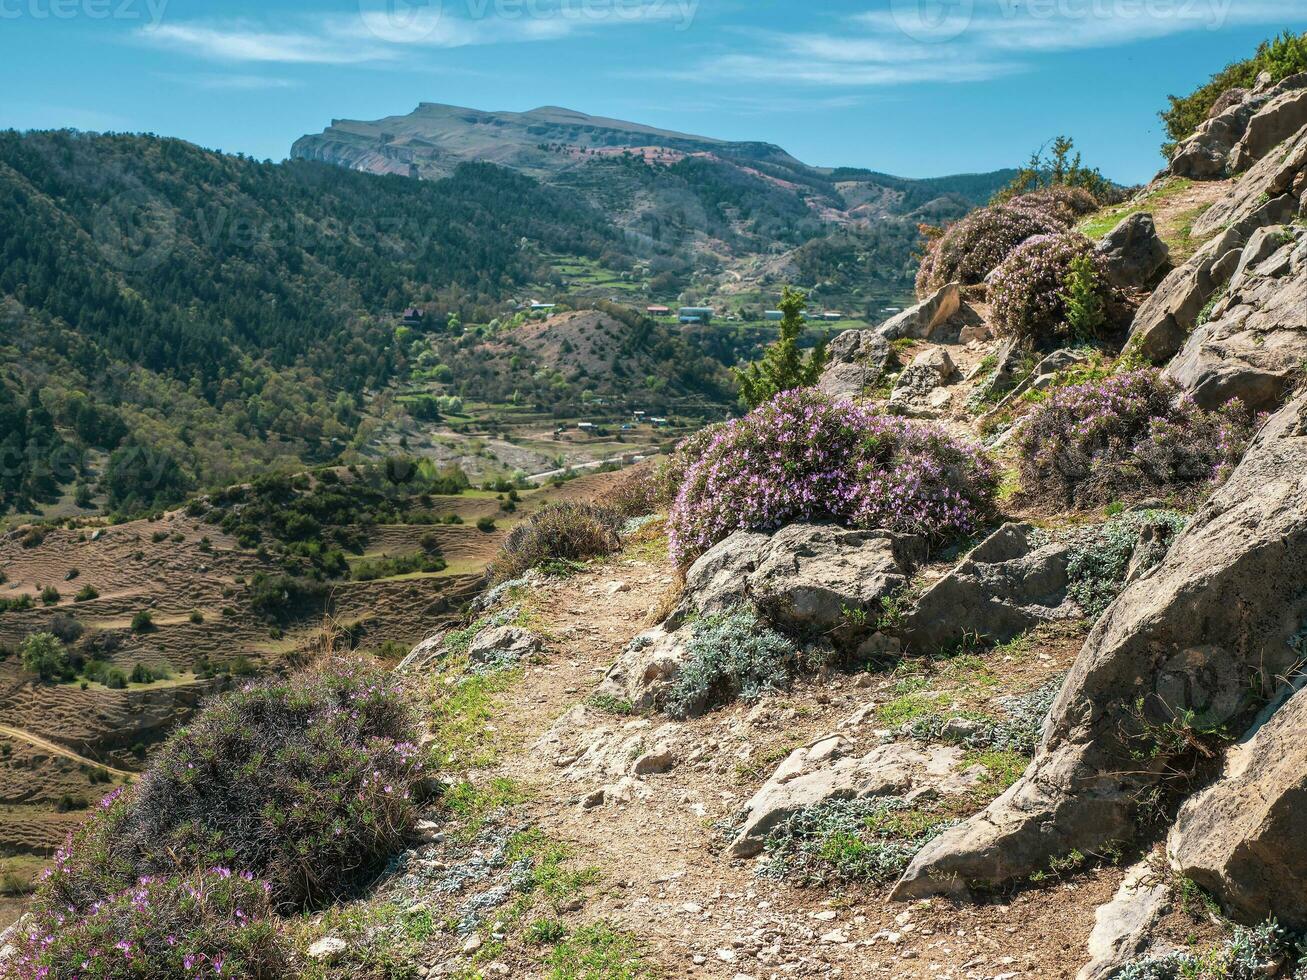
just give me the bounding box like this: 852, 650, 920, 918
596, 524, 922, 713
904, 524, 1076, 653
1170, 74, 1307, 179
876, 282, 961, 341
747, 524, 923, 637
893, 391, 1307, 899
307, 937, 348, 962
890, 347, 957, 415
1076, 862, 1174, 980
1165, 231, 1307, 412
727, 736, 979, 858
1126, 226, 1247, 364
1170, 99, 1260, 178
816, 329, 894, 400
989, 348, 1090, 415
1168, 681, 1307, 930
467, 625, 542, 667
1230, 85, 1307, 173
594, 625, 690, 714
1096, 213, 1170, 290
1191, 124, 1307, 240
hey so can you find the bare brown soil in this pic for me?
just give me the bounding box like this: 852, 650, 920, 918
401, 552, 1126, 978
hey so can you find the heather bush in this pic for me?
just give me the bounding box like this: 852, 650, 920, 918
653, 423, 724, 505
915, 200, 1067, 295
602, 461, 660, 518
9, 868, 287, 979
1017, 370, 1253, 509
39, 658, 424, 913
668, 390, 997, 567
486, 502, 622, 585
1006, 186, 1101, 225
989, 233, 1112, 344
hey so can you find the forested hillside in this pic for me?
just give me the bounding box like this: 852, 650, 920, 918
0, 131, 639, 515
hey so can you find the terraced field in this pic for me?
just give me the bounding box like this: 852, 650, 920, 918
0, 468, 628, 907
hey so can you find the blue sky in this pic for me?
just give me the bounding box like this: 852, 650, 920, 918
3, 0, 1306, 182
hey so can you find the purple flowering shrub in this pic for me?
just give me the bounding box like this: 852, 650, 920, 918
989, 232, 1113, 343
668, 390, 998, 567
38, 658, 425, 914
915, 199, 1068, 295
1006, 186, 1100, 226
7, 868, 286, 979
1017, 370, 1253, 508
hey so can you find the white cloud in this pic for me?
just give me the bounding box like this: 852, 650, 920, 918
155, 72, 303, 91
143, 23, 390, 64
138, 0, 701, 66
660, 0, 1307, 90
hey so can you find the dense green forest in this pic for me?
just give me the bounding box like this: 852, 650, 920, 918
0, 130, 634, 515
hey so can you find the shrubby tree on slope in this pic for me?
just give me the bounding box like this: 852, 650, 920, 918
735, 287, 826, 410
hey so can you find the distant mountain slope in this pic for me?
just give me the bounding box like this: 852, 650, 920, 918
0, 130, 650, 514
292, 104, 1017, 259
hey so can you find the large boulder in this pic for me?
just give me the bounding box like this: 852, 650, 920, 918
816, 329, 894, 400
1191, 123, 1307, 240
1165, 229, 1307, 412
746, 524, 923, 637
877, 282, 961, 341
595, 524, 922, 714
904, 524, 1077, 653
889, 347, 957, 416
1096, 213, 1170, 290
893, 391, 1307, 899
1230, 85, 1307, 173
1167, 682, 1307, 930
1170, 74, 1307, 179
727, 735, 980, 858
1126, 226, 1246, 364
1170, 99, 1260, 178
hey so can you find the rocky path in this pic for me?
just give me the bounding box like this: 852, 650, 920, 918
464, 557, 1123, 979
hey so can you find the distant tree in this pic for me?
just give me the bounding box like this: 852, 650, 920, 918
735, 287, 827, 410
993, 136, 1112, 204
21, 632, 69, 682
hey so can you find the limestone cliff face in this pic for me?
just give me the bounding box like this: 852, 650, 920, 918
289, 103, 801, 182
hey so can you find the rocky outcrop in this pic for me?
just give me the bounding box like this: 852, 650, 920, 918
816, 329, 894, 400
595, 524, 923, 713
1165, 229, 1306, 412
889, 348, 957, 416
727, 735, 981, 858
1230, 86, 1307, 173
1096, 213, 1170, 290
1168, 682, 1307, 930
876, 282, 961, 341
1191, 123, 1307, 239
1170, 73, 1307, 179
679, 523, 922, 637
467, 625, 542, 669
893, 390, 1307, 899
1126, 226, 1247, 364
1170, 99, 1260, 178
904, 524, 1077, 652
